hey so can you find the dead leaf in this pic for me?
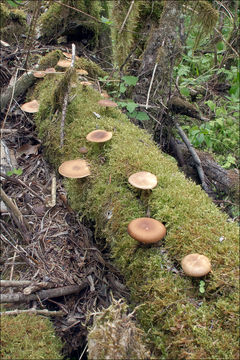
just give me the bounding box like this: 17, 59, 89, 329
16, 143, 40, 158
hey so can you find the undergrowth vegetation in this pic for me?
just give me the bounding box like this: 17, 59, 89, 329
174, 15, 239, 169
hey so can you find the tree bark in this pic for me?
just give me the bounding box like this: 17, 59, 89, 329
134, 0, 182, 115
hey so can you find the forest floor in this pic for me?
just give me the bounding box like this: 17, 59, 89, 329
0, 42, 129, 359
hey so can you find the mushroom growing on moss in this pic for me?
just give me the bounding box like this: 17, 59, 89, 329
181, 253, 211, 277
56, 59, 71, 69
127, 217, 166, 244
128, 171, 157, 216
86, 130, 112, 144
98, 99, 118, 115
21, 100, 39, 113
33, 71, 46, 79
58, 159, 90, 179
128, 171, 157, 190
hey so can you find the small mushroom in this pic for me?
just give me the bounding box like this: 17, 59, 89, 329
128, 171, 157, 216
44, 67, 56, 74
21, 100, 39, 113
86, 130, 112, 144
63, 52, 72, 59
57, 59, 71, 68
79, 146, 88, 154
181, 253, 211, 277
98, 99, 118, 114
128, 171, 157, 190
98, 99, 118, 108
77, 69, 88, 76
127, 217, 166, 244
33, 71, 46, 78
58, 159, 90, 179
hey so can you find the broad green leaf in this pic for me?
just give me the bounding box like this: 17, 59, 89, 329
136, 112, 150, 121
120, 83, 126, 93
126, 102, 138, 113
122, 76, 138, 86
180, 87, 190, 97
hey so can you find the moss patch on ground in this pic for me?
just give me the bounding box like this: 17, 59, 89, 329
32, 53, 239, 359
1, 313, 63, 359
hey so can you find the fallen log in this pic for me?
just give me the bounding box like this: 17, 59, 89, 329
0, 283, 88, 304
0, 72, 35, 112
29, 53, 239, 359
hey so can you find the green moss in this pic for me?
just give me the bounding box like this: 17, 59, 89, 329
0, 313, 63, 359
38, 50, 62, 70
32, 59, 239, 359
0, 3, 27, 45
39, 0, 102, 45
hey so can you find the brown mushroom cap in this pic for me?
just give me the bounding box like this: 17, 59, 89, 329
57, 59, 71, 68
127, 217, 166, 244
58, 159, 90, 178
44, 67, 56, 73
181, 253, 211, 277
80, 81, 92, 86
128, 171, 157, 190
98, 99, 118, 108
21, 100, 39, 113
86, 130, 112, 143
63, 52, 72, 59
77, 69, 88, 75
33, 71, 46, 78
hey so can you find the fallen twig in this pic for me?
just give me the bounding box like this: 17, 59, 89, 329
174, 121, 210, 193
0, 308, 64, 317
60, 43, 76, 147
0, 283, 88, 304
119, 1, 135, 35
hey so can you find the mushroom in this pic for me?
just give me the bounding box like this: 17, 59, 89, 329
77, 69, 88, 76
79, 146, 88, 154
56, 59, 71, 68
127, 217, 166, 244
98, 99, 118, 114
58, 159, 90, 179
44, 68, 56, 74
86, 130, 112, 144
128, 171, 157, 190
181, 253, 211, 277
21, 100, 39, 113
128, 171, 157, 216
33, 71, 46, 78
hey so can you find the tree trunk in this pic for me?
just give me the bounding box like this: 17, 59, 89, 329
134, 0, 182, 130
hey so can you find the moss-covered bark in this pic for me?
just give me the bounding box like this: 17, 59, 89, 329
32, 53, 239, 359
0, 2, 27, 45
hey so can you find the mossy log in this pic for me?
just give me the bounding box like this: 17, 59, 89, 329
31, 53, 239, 359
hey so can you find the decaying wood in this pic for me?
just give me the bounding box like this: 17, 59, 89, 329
175, 122, 211, 194
177, 143, 239, 198
0, 283, 88, 304
0, 72, 35, 112
0, 308, 64, 317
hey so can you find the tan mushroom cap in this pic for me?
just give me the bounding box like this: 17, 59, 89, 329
57, 59, 71, 68
58, 159, 90, 178
181, 253, 211, 277
44, 67, 56, 73
21, 100, 39, 113
77, 69, 88, 75
80, 81, 92, 86
128, 171, 157, 190
98, 99, 118, 108
33, 71, 46, 78
127, 217, 166, 244
63, 52, 72, 59
86, 130, 112, 143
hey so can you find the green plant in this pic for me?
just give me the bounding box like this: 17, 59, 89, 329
5, 0, 24, 7
6, 168, 23, 176
199, 280, 205, 294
